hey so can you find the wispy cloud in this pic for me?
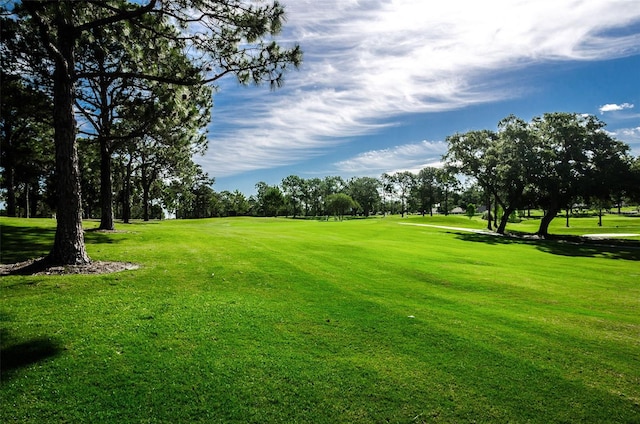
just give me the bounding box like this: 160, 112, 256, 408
200, 0, 640, 177
614, 126, 640, 140
335, 140, 447, 176
607, 126, 640, 155
599, 103, 635, 114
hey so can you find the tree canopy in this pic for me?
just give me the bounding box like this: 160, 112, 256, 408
3, 0, 301, 264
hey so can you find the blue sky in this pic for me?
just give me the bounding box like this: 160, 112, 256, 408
196, 0, 640, 195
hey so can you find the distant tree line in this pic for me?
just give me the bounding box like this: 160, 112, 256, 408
167, 171, 460, 220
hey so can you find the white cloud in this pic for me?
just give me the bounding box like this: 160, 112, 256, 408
606, 127, 640, 156
617, 127, 640, 138
201, 0, 640, 177
599, 103, 635, 113
608, 126, 640, 142
334, 140, 447, 176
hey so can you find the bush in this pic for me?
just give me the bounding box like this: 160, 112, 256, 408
508, 211, 521, 223
466, 203, 476, 219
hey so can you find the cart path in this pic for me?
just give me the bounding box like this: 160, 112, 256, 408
398, 223, 497, 234
582, 233, 640, 238
399, 223, 639, 239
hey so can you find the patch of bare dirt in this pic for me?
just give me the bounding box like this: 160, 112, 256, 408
0, 258, 139, 276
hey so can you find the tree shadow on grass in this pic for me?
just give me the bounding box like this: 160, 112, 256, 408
0, 326, 63, 381
83, 229, 124, 245
454, 232, 640, 261
1, 223, 122, 264
0, 226, 55, 264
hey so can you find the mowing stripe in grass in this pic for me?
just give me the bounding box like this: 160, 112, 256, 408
1, 216, 639, 423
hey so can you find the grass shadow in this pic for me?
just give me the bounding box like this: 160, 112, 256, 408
0, 225, 55, 263
1, 331, 63, 380
84, 229, 124, 245
1, 223, 123, 264
454, 232, 640, 260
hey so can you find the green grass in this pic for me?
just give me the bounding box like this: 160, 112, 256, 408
1, 215, 639, 423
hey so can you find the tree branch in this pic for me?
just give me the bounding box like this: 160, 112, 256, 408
74, 99, 100, 133
22, 3, 67, 73
77, 0, 158, 33
75, 71, 204, 86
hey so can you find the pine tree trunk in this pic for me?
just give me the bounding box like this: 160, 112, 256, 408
486, 193, 492, 231
493, 195, 498, 228
143, 182, 150, 221
25, 183, 30, 218
97, 67, 115, 230
48, 17, 90, 265
6, 167, 16, 217
4, 123, 17, 216
122, 155, 132, 224
98, 139, 115, 230
28, 184, 38, 218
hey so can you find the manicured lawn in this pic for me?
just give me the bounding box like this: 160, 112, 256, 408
1, 216, 639, 423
